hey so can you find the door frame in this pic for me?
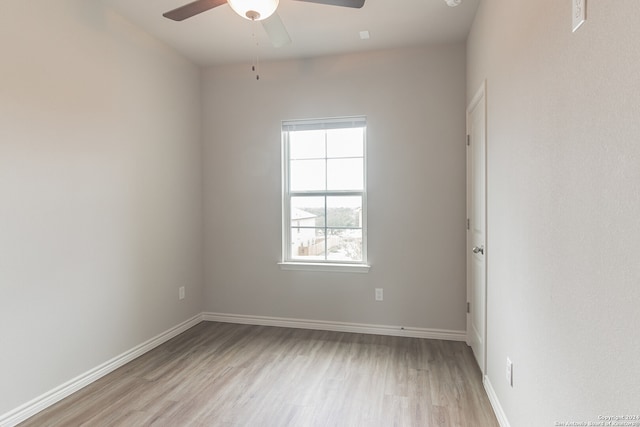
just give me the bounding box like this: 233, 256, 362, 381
466, 81, 488, 375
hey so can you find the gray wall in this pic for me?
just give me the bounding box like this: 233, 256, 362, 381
467, 0, 640, 424
0, 1, 203, 414
202, 45, 468, 331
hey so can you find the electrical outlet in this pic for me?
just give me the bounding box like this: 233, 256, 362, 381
572, 0, 586, 32
179, 286, 185, 300
375, 288, 383, 301
506, 357, 513, 387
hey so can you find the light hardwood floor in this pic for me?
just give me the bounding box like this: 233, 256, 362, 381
20, 322, 499, 426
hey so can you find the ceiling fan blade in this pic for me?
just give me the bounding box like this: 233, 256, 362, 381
163, 0, 228, 21
293, 0, 365, 8
261, 12, 292, 48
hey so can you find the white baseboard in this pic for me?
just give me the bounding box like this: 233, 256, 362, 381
483, 375, 511, 427
0, 314, 203, 427
202, 312, 467, 342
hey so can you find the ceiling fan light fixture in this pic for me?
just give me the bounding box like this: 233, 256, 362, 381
227, 0, 279, 21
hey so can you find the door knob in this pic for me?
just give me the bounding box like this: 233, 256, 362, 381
472, 245, 484, 255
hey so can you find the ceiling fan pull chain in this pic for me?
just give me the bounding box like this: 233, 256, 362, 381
252, 50, 259, 80
251, 19, 260, 80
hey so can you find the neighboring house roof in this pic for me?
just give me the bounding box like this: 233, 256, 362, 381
292, 208, 317, 220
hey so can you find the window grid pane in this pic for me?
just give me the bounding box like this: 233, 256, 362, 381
327, 159, 363, 191
290, 159, 326, 192
326, 228, 363, 262
290, 129, 326, 159
327, 128, 364, 158
291, 228, 326, 260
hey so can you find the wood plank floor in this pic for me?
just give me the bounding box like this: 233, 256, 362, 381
20, 322, 499, 427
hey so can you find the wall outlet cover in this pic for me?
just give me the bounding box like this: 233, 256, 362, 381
506, 357, 513, 386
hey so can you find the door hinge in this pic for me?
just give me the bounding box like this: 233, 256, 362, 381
467, 302, 470, 314
466, 135, 470, 146
466, 218, 470, 230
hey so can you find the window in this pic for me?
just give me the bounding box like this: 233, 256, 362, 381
281, 117, 368, 272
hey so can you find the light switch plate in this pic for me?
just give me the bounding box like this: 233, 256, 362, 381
572, 0, 586, 32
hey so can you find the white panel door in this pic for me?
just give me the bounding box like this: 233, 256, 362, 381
467, 83, 487, 374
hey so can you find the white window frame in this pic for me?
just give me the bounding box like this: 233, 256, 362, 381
280, 116, 369, 273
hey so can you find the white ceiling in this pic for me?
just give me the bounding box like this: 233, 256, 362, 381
103, 0, 479, 66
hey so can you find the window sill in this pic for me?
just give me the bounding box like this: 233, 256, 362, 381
278, 262, 370, 273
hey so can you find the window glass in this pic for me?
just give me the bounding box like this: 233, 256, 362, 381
283, 117, 367, 265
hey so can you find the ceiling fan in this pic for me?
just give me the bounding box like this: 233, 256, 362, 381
163, 0, 366, 48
